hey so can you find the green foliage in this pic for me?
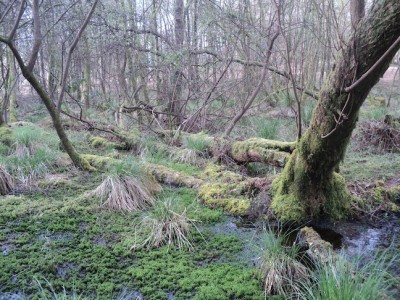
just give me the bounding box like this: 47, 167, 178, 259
362, 105, 389, 120
182, 132, 213, 154
254, 118, 281, 140
159, 187, 224, 223
299, 252, 397, 300
0, 124, 60, 184
88, 136, 109, 148
302, 101, 316, 127
0, 126, 15, 147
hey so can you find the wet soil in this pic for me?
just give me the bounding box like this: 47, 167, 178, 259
207, 212, 400, 275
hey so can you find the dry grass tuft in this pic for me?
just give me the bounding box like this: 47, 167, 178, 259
170, 148, 199, 165
257, 228, 310, 297
355, 120, 400, 153
0, 165, 14, 195
90, 175, 160, 211
131, 198, 197, 251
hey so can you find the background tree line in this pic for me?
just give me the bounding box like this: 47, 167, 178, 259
1, 0, 375, 136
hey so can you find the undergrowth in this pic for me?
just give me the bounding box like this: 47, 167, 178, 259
0, 173, 261, 299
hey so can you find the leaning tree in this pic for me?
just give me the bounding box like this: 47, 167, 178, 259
271, 0, 400, 221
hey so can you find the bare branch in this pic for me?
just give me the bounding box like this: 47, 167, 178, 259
8, 0, 26, 41
57, 0, 99, 111
345, 35, 400, 93
27, 0, 42, 72
0, 0, 18, 23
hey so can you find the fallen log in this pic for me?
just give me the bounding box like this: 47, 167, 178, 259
298, 226, 338, 263
145, 163, 204, 188
229, 138, 292, 167
157, 131, 295, 167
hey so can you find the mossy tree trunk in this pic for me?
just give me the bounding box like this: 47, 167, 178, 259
272, 0, 400, 221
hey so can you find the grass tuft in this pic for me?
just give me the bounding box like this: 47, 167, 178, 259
182, 132, 212, 153
170, 148, 201, 165
131, 198, 198, 251
298, 251, 397, 300
90, 175, 157, 211
254, 118, 281, 140
89, 159, 160, 211
256, 226, 309, 298
0, 164, 14, 195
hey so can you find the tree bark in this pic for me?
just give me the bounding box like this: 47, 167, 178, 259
271, 0, 400, 221
350, 0, 365, 29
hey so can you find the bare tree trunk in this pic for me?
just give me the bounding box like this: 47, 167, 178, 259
83, 34, 91, 111
0, 1, 91, 170
7, 51, 17, 123
169, 0, 185, 128
271, 0, 400, 221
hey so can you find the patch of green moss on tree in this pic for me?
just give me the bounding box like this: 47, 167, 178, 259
271, 151, 351, 221
322, 172, 352, 220
270, 153, 307, 221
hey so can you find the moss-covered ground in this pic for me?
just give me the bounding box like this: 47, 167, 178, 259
1, 105, 400, 299
0, 172, 263, 299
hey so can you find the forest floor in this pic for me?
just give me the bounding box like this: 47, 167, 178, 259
0, 96, 399, 299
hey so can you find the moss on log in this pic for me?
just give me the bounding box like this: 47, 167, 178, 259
145, 163, 204, 188
198, 163, 270, 215
198, 182, 251, 216
230, 138, 292, 167
156, 130, 295, 167
298, 226, 337, 263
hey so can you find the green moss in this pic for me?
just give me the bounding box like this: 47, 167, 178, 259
37, 176, 74, 189
0, 126, 14, 147
271, 152, 351, 221
0, 174, 262, 299
233, 138, 296, 153
270, 153, 307, 221
81, 154, 112, 170
323, 172, 351, 220
198, 182, 251, 216
372, 186, 385, 203
231, 138, 291, 166
145, 163, 204, 188
89, 136, 109, 148
202, 164, 244, 183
